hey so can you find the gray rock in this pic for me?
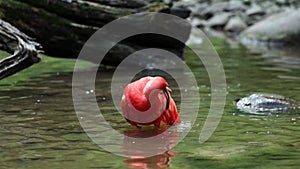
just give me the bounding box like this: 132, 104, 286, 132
265, 4, 283, 15
198, 0, 247, 13
207, 12, 233, 28
243, 0, 251, 6
203, 27, 227, 39
208, 2, 229, 12
199, 2, 229, 19
185, 2, 209, 16
226, 0, 247, 11
190, 17, 207, 28
170, 6, 191, 19
275, 0, 296, 6
90, 0, 147, 8
276, 0, 288, 4
246, 4, 265, 16
224, 16, 247, 33
240, 9, 300, 46
236, 93, 300, 114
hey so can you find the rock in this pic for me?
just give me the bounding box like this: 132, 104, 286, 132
276, 0, 294, 6
170, 6, 191, 19
242, 0, 251, 5
100, 0, 148, 8
203, 27, 227, 39
235, 93, 300, 114
276, 0, 287, 5
207, 12, 233, 29
224, 16, 247, 33
246, 4, 265, 16
245, 4, 267, 26
186, 3, 209, 17
190, 17, 207, 28
199, 2, 229, 19
265, 4, 283, 15
181, 1, 246, 18
199, 0, 246, 14
239, 9, 300, 46
208, 2, 229, 12
226, 0, 247, 12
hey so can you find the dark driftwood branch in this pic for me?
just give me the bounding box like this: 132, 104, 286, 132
0, 0, 190, 66
0, 19, 42, 80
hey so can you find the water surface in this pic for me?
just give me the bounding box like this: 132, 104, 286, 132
0, 39, 299, 168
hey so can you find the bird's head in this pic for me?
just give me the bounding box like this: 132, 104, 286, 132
143, 76, 171, 110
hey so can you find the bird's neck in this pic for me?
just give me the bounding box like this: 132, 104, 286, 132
143, 80, 163, 98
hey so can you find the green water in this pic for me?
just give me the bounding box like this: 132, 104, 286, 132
0, 38, 299, 169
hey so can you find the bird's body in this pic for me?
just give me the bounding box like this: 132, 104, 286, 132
121, 76, 180, 128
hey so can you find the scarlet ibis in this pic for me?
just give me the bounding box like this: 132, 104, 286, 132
121, 76, 180, 128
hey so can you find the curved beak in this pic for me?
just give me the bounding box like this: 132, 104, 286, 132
166, 86, 172, 93
163, 87, 170, 110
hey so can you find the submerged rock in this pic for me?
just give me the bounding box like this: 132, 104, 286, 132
239, 9, 300, 47
235, 93, 300, 114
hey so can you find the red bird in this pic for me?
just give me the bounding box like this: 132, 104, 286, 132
121, 76, 180, 128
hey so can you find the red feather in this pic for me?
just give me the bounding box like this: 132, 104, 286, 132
121, 76, 180, 128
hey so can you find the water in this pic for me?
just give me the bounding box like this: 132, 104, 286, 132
0, 38, 299, 168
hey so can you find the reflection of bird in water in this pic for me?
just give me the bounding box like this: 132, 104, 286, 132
121, 76, 180, 129
122, 127, 178, 168
123, 151, 176, 169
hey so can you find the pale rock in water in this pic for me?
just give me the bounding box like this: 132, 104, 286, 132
235, 93, 300, 114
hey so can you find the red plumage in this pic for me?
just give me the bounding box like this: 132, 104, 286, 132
121, 76, 180, 128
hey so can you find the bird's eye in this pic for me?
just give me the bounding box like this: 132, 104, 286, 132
245, 103, 251, 106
